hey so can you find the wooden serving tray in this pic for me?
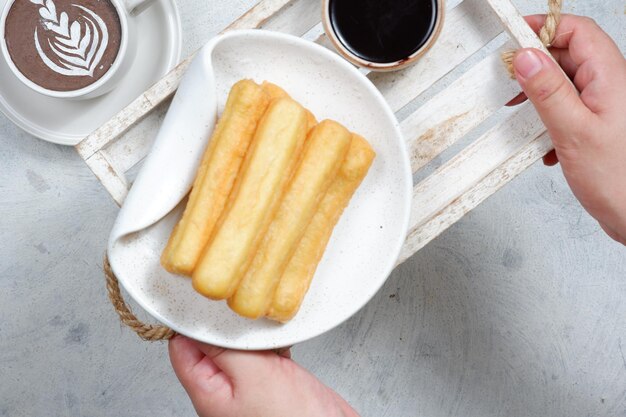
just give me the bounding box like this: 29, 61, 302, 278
75, 0, 554, 266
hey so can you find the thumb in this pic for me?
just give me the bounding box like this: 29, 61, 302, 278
513, 48, 591, 148
187, 339, 282, 383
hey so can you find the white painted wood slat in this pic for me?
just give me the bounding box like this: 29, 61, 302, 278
397, 131, 552, 265
400, 40, 519, 172
485, 0, 569, 80
258, 0, 321, 33
410, 103, 546, 234
84, 152, 129, 205
485, 0, 551, 55
103, 105, 168, 174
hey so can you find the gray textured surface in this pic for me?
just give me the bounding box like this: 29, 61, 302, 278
1, 1, 625, 416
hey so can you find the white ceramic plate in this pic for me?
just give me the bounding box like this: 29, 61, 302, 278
0, 0, 181, 145
108, 30, 412, 350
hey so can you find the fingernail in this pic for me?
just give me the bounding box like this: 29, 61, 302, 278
514, 50, 544, 79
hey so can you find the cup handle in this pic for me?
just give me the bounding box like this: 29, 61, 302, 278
122, 0, 154, 15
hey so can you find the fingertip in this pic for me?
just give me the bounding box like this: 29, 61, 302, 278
574, 15, 601, 34
169, 340, 234, 416
170, 336, 226, 364
193, 341, 228, 361
600, 223, 626, 246
169, 334, 194, 356
523, 14, 548, 34
168, 334, 184, 357
513, 49, 551, 82
169, 335, 204, 379
512, 48, 588, 129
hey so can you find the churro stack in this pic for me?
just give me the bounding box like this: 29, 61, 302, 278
161, 80, 376, 322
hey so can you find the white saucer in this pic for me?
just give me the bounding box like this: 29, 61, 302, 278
107, 30, 413, 350
0, 0, 182, 146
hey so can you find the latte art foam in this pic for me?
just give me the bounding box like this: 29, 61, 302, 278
4, 0, 122, 91
33, 0, 109, 77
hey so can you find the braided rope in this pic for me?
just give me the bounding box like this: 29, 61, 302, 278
104, 256, 291, 354
502, 0, 563, 78
104, 255, 175, 341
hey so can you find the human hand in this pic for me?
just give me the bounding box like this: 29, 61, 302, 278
169, 335, 359, 417
509, 15, 626, 245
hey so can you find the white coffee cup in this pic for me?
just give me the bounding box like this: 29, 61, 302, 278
0, 0, 154, 100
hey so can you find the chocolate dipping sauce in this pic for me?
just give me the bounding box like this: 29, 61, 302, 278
329, 0, 438, 64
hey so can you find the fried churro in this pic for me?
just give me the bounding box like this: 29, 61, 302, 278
228, 120, 352, 319
266, 134, 376, 322
161, 80, 270, 276
192, 98, 308, 300
262, 81, 317, 131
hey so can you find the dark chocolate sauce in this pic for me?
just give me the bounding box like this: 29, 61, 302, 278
329, 0, 438, 64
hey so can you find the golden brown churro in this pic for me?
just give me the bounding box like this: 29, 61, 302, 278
262, 81, 317, 131
228, 120, 352, 319
266, 135, 376, 322
192, 98, 308, 300
161, 80, 269, 276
